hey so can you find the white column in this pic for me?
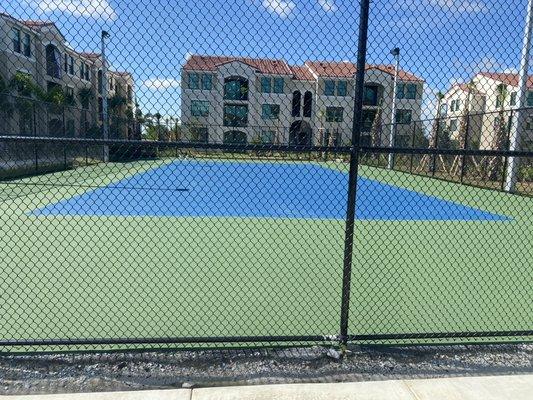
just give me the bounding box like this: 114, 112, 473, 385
505, 0, 533, 192
388, 49, 400, 169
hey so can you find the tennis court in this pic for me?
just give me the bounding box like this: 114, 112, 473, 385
33, 160, 507, 220
0, 157, 531, 349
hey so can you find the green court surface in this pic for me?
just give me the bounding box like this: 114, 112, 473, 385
0, 158, 531, 350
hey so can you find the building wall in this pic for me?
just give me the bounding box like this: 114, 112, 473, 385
442, 86, 485, 147
473, 75, 533, 150
444, 75, 533, 150
181, 62, 424, 146
313, 69, 424, 146
0, 14, 135, 140
0, 15, 42, 135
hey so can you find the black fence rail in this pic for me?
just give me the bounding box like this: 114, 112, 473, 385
360, 107, 533, 196
1, 132, 532, 195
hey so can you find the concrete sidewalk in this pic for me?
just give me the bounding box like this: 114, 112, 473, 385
2, 374, 531, 400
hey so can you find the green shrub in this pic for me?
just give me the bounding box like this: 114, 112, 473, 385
520, 165, 533, 182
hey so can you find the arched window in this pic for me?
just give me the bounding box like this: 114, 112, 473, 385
303, 91, 312, 118
292, 91, 301, 117
224, 76, 249, 100
45, 44, 62, 79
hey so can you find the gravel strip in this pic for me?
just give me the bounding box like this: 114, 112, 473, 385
0, 344, 531, 395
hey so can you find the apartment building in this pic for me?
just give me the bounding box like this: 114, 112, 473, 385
443, 72, 533, 150
0, 13, 135, 139
181, 55, 424, 146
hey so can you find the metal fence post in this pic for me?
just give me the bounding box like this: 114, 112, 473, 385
409, 120, 416, 173
339, 0, 371, 348
460, 114, 470, 184
502, 109, 514, 190
431, 121, 439, 177
34, 143, 38, 173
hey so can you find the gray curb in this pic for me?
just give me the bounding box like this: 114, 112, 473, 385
2, 374, 532, 400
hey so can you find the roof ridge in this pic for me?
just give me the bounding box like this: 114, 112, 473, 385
184, 54, 423, 81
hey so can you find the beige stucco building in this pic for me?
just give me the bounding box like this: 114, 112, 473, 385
180, 55, 424, 147
443, 72, 533, 150
0, 13, 135, 139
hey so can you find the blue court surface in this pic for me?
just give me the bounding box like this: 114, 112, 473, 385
34, 161, 508, 221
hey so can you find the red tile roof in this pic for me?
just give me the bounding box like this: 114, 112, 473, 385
479, 72, 533, 89
304, 61, 424, 82
368, 64, 424, 82
186, 55, 424, 82
304, 61, 357, 78
0, 13, 42, 34
21, 19, 66, 40
291, 65, 315, 81
21, 20, 54, 28
184, 55, 292, 75
0, 13, 66, 39
113, 71, 132, 76
77, 52, 101, 60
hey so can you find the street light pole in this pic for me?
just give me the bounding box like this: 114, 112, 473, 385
504, 0, 533, 192
388, 47, 400, 170
101, 30, 110, 162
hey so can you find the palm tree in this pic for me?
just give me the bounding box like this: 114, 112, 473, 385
108, 95, 128, 139
134, 108, 144, 140
0, 75, 14, 118
77, 88, 94, 136
451, 81, 475, 176
418, 91, 446, 173
369, 99, 383, 161
155, 112, 163, 141
41, 85, 66, 115
485, 84, 509, 180
168, 117, 175, 141
9, 73, 42, 135
78, 88, 94, 109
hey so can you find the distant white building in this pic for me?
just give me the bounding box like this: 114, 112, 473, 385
180, 55, 424, 147
443, 72, 533, 150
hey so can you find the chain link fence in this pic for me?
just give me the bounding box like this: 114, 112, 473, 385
0, 0, 532, 352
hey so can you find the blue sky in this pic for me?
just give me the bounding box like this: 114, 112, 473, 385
1, 0, 530, 120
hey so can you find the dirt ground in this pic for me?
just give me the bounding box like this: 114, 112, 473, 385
0, 344, 531, 395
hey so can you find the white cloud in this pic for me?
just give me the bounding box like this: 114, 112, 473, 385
427, 0, 488, 14
261, 0, 296, 18
318, 0, 336, 12
142, 78, 181, 90
448, 56, 518, 87
37, 0, 117, 20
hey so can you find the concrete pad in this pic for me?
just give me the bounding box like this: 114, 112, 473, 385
4, 375, 533, 400
3, 389, 191, 400
405, 374, 533, 400
191, 381, 415, 400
